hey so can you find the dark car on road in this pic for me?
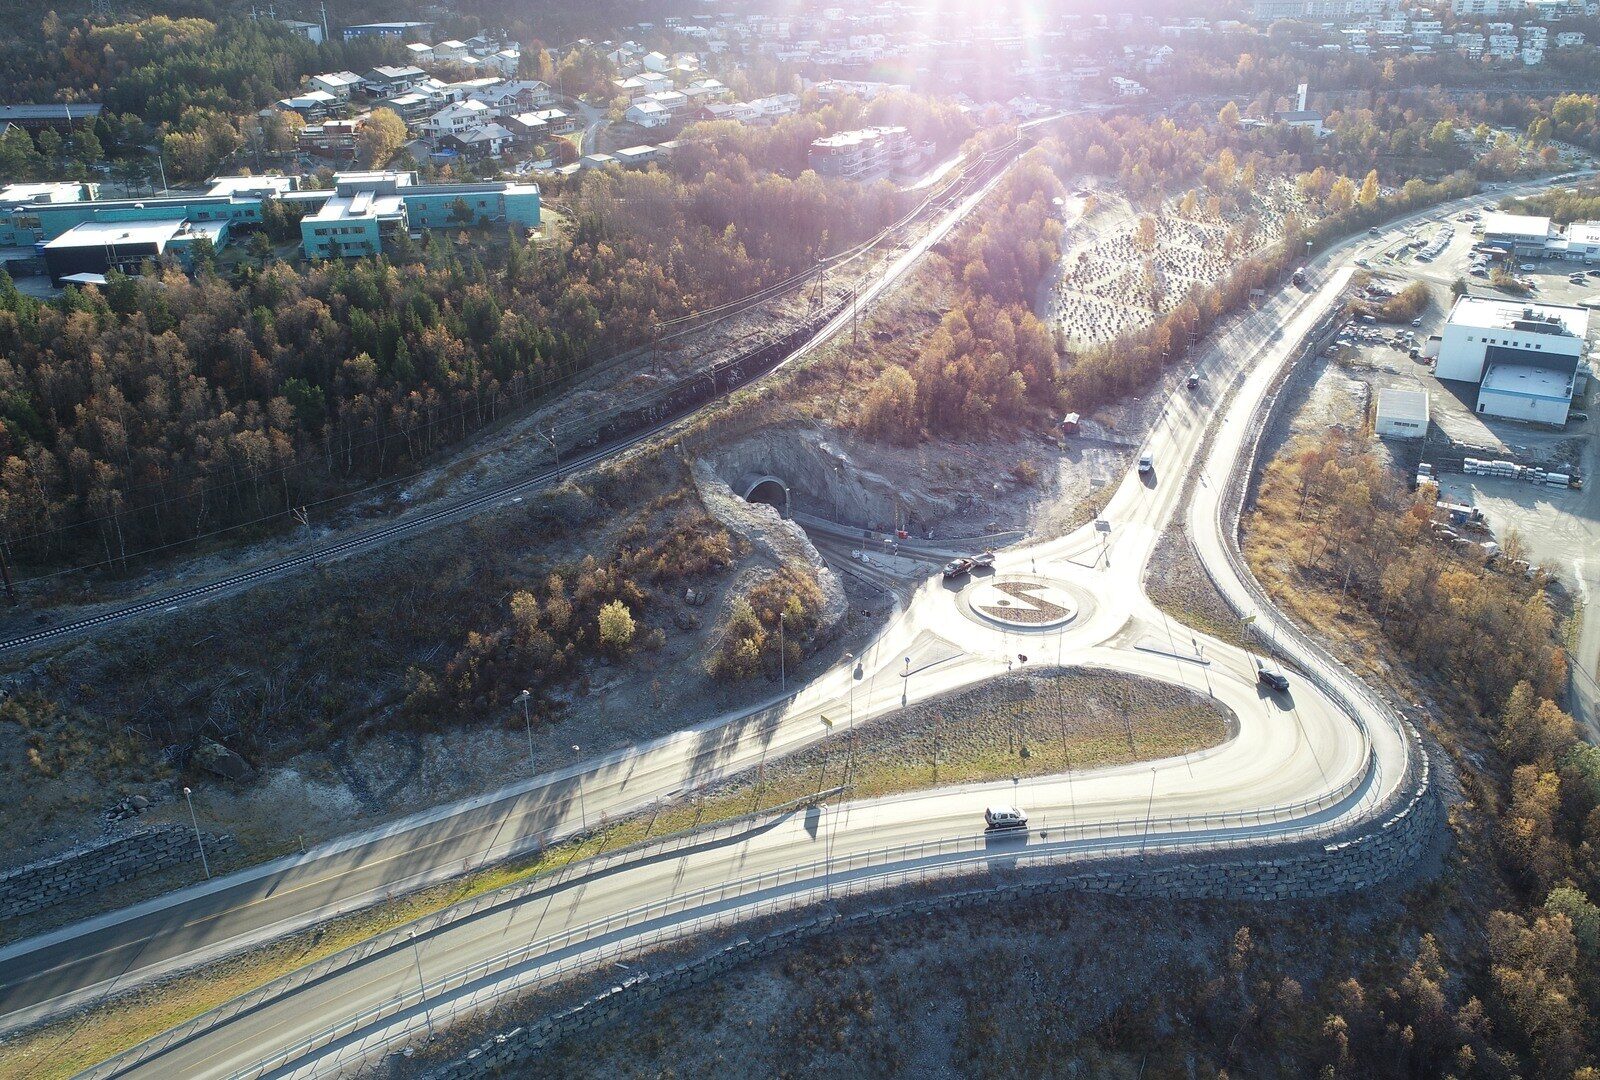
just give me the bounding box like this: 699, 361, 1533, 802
1257, 668, 1290, 693
943, 557, 974, 580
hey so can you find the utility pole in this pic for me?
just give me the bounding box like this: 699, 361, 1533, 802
1140, 767, 1157, 858
851, 285, 859, 347
571, 745, 587, 831
182, 787, 211, 879
844, 651, 855, 785
778, 610, 786, 693
0, 544, 16, 604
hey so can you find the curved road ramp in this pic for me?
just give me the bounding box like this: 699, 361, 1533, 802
12, 164, 1564, 1080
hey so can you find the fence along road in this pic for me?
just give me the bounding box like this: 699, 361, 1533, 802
31, 159, 1579, 1080
66, 172, 1547, 1080
0, 136, 1033, 1037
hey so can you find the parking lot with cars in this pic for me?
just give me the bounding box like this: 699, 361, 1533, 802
1269, 194, 1600, 736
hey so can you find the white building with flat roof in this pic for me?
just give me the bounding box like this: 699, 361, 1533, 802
1375, 387, 1430, 438
1437, 296, 1587, 382
1481, 211, 1553, 255
1437, 295, 1588, 424
1478, 363, 1575, 424
1563, 221, 1600, 261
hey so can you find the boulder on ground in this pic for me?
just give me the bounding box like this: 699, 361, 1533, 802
193, 738, 255, 782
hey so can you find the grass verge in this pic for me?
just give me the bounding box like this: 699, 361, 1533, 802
0, 671, 1227, 1080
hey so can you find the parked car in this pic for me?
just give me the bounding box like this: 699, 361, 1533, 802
1570, 411, 1590, 424
973, 551, 996, 568
943, 557, 974, 580
1257, 668, 1290, 693
984, 805, 1028, 831
1587, 269, 1600, 278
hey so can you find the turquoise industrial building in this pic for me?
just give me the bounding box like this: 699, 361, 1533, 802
1, 171, 540, 283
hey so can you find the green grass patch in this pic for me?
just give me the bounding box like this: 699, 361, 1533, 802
0, 671, 1227, 1079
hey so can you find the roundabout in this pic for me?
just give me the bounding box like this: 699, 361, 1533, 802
959, 575, 1086, 631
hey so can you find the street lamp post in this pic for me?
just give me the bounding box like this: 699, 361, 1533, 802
778, 611, 786, 692
571, 745, 588, 832
182, 786, 210, 879
1141, 767, 1158, 857
844, 652, 856, 784
516, 689, 534, 777
408, 930, 434, 1040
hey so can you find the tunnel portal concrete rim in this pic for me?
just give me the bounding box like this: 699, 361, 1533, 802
743, 475, 790, 506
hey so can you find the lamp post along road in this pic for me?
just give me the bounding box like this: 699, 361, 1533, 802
181, 787, 210, 880
407, 931, 433, 1040
517, 689, 534, 777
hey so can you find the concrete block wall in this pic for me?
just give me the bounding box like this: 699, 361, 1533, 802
421, 784, 1440, 1079
0, 824, 232, 919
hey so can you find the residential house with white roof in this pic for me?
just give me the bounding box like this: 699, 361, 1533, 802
310, 71, 364, 100
425, 99, 494, 136
625, 99, 671, 128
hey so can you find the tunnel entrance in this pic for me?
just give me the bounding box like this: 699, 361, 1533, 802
744, 476, 790, 516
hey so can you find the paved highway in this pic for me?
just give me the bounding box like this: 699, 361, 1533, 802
4, 172, 1576, 1079
40, 183, 1513, 1080
0, 129, 1031, 1038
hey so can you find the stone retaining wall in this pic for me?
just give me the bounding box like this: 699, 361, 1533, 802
421, 783, 1439, 1079
0, 824, 232, 919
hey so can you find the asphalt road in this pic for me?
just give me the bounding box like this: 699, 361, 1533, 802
39, 183, 1500, 1080
0, 130, 1027, 1040
6, 164, 1578, 1080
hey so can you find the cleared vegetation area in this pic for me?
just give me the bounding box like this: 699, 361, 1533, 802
0, 446, 820, 899
506, 888, 1454, 1080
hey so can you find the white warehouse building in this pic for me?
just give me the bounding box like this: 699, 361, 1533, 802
1375, 387, 1430, 439
1435, 296, 1589, 425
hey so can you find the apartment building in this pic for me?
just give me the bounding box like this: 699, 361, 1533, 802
808, 125, 916, 180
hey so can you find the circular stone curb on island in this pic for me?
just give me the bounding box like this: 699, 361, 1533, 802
958, 575, 1087, 631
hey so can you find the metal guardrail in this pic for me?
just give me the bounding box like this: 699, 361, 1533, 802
74, 141, 1435, 1080
75, 786, 845, 1080
1199, 282, 1428, 814
223, 760, 1383, 1080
